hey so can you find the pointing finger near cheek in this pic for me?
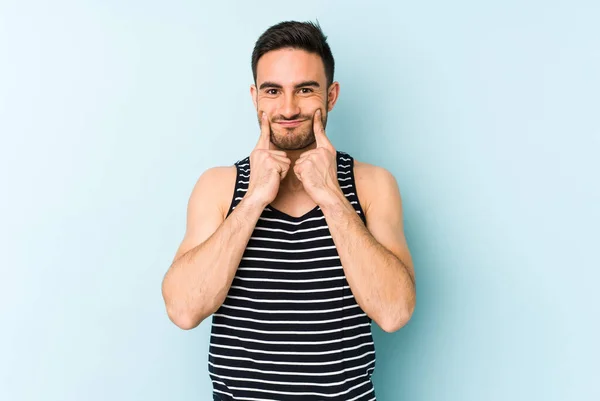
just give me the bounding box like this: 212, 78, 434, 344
256, 112, 271, 150
313, 109, 330, 149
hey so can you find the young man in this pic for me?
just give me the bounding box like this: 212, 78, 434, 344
162, 20, 416, 401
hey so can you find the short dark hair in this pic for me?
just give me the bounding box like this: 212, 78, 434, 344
251, 21, 335, 87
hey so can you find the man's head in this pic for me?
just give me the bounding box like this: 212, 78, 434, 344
250, 21, 339, 151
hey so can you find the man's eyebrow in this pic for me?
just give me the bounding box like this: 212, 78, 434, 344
259, 81, 283, 90
258, 81, 321, 90
294, 81, 320, 89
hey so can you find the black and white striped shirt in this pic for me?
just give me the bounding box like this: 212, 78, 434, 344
209, 150, 376, 400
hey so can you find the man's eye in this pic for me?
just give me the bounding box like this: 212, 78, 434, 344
299, 88, 313, 94
266, 89, 279, 95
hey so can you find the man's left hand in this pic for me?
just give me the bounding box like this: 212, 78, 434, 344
294, 109, 343, 206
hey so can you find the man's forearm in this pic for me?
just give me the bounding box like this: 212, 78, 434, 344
320, 191, 415, 332
163, 196, 265, 329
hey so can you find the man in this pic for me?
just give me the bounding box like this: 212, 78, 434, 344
161, 21, 416, 400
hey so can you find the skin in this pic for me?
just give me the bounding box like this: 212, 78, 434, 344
161, 48, 416, 332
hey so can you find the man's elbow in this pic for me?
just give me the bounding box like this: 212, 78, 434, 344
162, 289, 208, 330
379, 301, 415, 333
175, 318, 202, 331
165, 305, 208, 330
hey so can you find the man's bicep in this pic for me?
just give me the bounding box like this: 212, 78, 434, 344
365, 168, 414, 276
172, 166, 236, 263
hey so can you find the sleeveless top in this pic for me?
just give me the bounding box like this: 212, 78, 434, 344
209, 150, 377, 401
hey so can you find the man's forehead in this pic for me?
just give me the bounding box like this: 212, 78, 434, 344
256, 48, 326, 85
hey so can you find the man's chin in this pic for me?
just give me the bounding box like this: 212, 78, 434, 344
272, 140, 315, 151
271, 132, 315, 151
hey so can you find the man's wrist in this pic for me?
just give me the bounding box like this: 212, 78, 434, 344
239, 192, 269, 214
318, 188, 353, 216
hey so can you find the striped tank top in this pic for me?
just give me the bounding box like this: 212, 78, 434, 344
209, 150, 376, 401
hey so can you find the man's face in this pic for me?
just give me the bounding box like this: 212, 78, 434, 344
251, 48, 339, 151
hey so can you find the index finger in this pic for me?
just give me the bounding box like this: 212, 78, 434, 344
313, 109, 333, 149
256, 112, 271, 150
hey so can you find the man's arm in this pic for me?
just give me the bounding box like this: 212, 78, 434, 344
320, 164, 416, 333
161, 166, 266, 330
161, 113, 292, 330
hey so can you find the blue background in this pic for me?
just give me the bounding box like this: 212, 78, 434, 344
1, 1, 598, 400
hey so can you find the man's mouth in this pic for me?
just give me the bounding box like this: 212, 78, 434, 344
276, 120, 306, 128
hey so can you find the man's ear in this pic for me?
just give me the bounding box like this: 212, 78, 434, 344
250, 84, 258, 109
327, 81, 340, 112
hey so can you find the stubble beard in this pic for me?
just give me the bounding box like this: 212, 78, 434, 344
270, 124, 315, 151
261, 109, 328, 151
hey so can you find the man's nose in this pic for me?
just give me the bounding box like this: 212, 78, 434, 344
279, 93, 301, 119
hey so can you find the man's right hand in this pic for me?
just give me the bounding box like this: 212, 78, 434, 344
246, 112, 291, 206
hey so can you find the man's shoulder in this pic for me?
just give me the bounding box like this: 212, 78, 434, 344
199, 165, 238, 183
352, 159, 399, 215
197, 153, 250, 196
353, 159, 397, 186
190, 164, 238, 218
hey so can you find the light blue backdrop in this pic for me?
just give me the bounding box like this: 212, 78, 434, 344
1, 1, 598, 400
